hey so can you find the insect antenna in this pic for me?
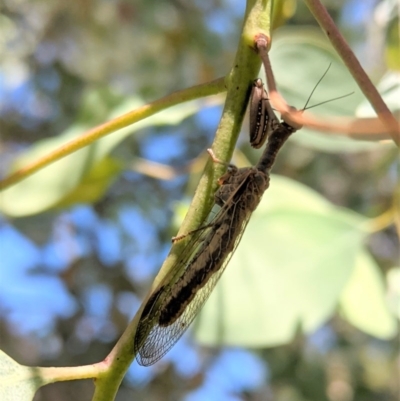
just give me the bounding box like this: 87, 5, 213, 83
280, 63, 353, 131
301, 63, 332, 111
300, 63, 354, 111
303, 92, 354, 111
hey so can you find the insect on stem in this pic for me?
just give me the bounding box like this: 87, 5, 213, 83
133, 150, 270, 365
254, 35, 353, 132
172, 149, 239, 245
133, 37, 351, 366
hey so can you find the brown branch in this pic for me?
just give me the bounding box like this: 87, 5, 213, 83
255, 33, 399, 142
304, 0, 400, 146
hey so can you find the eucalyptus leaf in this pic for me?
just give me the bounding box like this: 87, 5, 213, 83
0, 350, 43, 401
386, 267, 400, 319
1, 95, 205, 217
339, 251, 397, 338
385, 15, 400, 71
269, 28, 383, 152
356, 71, 400, 116
194, 175, 368, 347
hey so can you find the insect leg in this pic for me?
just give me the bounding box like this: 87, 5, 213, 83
172, 223, 214, 243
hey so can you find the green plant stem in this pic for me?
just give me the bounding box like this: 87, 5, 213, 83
0, 78, 225, 191
304, 0, 400, 146
32, 364, 105, 385
91, 1, 274, 400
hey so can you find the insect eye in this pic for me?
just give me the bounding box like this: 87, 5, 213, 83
253, 78, 263, 88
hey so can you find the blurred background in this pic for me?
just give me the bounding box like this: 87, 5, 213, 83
0, 0, 399, 400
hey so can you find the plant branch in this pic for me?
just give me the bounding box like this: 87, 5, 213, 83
0, 78, 225, 191
130, 154, 204, 180
304, 0, 400, 146
33, 363, 105, 385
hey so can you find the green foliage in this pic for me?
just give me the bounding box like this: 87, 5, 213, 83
0, 351, 42, 401
339, 251, 397, 338
270, 29, 392, 152
194, 175, 396, 345
0, 0, 398, 400
0, 92, 205, 216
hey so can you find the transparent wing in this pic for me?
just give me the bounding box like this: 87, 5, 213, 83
134, 218, 216, 362
135, 198, 255, 366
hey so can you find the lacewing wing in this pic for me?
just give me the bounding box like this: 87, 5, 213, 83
135, 37, 298, 365
134, 118, 297, 366
134, 163, 269, 366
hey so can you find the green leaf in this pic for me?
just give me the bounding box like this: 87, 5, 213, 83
194, 175, 367, 347
53, 156, 123, 208
386, 267, 400, 319
0, 95, 206, 217
269, 28, 384, 153
256, 174, 332, 213
356, 71, 400, 117
0, 350, 42, 401
271, 0, 297, 29
385, 17, 400, 71
339, 253, 398, 338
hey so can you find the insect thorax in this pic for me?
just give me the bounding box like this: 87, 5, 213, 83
214, 167, 269, 209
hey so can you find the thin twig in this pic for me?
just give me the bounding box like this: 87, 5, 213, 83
255, 33, 398, 142
304, 0, 400, 146
130, 154, 204, 180
0, 78, 226, 191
